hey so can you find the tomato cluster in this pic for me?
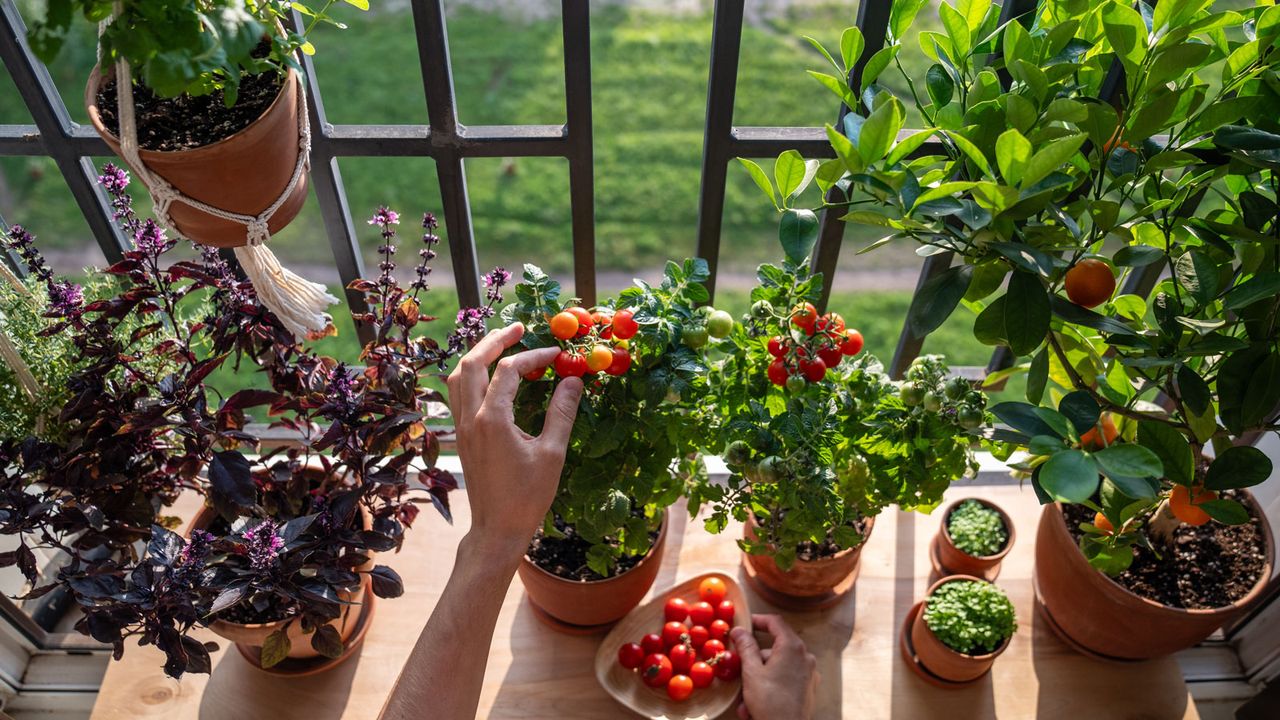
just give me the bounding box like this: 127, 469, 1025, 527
765, 303, 863, 391
616, 577, 742, 701
527, 306, 639, 381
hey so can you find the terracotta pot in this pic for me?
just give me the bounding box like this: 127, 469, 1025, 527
1034, 493, 1275, 660
518, 509, 668, 631
911, 575, 1011, 683
85, 65, 309, 248
931, 498, 1015, 581
742, 513, 874, 602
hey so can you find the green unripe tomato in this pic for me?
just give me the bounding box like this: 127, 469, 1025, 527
900, 383, 925, 406
751, 300, 774, 319
757, 456, 780, 483
958, 406, 984, 430
706, 310, 734, 338
945, 376, 970, 400
725, 440, 751, 467
742, 462, 761, 485
786, 375, 807, 393
682, 325, 709, 349
843, 453, 870, 484
922, 391, 943, 412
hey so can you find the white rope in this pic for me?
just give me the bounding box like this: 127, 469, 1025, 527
0, 323, 39, 402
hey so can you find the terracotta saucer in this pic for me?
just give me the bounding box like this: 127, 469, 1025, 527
741, 554, 859, 611
897, 601, 987, 689
928, 535, 1001, 582
1031, 569, 1142, 664
236, 594, 376, 677
526, 596, 614, 636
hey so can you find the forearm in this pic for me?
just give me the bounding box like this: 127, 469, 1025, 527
379, 531, 525, 720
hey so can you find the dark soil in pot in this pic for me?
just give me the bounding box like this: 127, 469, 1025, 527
1062, 489, 1267, 609
526, 514, 660, 581
96, 40, 283, 151
794, 517, 872, 561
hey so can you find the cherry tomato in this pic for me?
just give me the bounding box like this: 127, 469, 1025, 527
815, 312, 846, 337
786, 375, 807, 393
767, 336, 786, 357
618, 642, 644, 670
706, 309, 734, 338
800, 358, 827, 382
767, 359, 789, 386
549, 311, 579, 340
687, 625, 709, 651
700, 638, 726, 660
699, 577, 728, 605
664, 597, 689, 623
522, 366, 547, 381
553, 350, 587, 378
841, 328, 864, 356
669, 643, 695, 673
689, 661, 715, 689
611, 309, 639, 340
585, 344, 614, 373
667, 674, 694, 702
817, 345, 843, 368
591, 310, 612, 327
688, 601, 715, 627
640, 633, 664, 655
567, 306, 593, 337
709, 619, 731, 641
662, 621, 689, 649
682, 325, 710, 349
642, 653, 672, 688
791, 303, 818, 333
713, 650, 741, 681
603, 347, 631, 376
715, 600, 735, 623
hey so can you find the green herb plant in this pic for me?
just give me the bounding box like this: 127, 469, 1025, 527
752, 0, 1280, 575
947, 499, 1008, 557
924, 579, 1018, 655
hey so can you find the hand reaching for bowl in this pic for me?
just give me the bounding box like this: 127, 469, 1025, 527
731, 614, 820, 720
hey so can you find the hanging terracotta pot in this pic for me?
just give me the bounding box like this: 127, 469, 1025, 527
84, 65, 309, 249
1033, 494, 1275, 660
741, 512, 873, 610
930, 497, 1015, 581
905, 575, 1011, 684
518, 508, 668, 632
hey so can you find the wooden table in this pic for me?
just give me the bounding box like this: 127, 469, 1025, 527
91, 481, 1199, 719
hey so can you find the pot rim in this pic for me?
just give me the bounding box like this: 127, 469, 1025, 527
521, 507, 669, 587
744, 510, 875, 565
1048, 487, 1276, 616
919, 574, 1013, 661
940, 497, 1015, 561
84, 63, 296, 159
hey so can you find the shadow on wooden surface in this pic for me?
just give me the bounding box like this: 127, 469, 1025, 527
196, 641, 363, 720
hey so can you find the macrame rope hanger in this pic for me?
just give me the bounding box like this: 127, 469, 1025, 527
101, 7, 337, 340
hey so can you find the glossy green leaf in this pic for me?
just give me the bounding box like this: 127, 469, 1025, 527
996, 129, 1031, 186
907, 263, 974, 338
861, 45, 901, 93
840, 26, 865, 71
1199, 499, 1251, 525
1058, 391, 1101, 435
1204, 446, 1273, 491
774, 150, 809, 200
1138, 420, 1193, 487
1004, 271, 1050, 355
1026, 348, 1049, 404
1102, 1, 1148, 73
779, 209, 819, 264
858, 96, 905, 164
926, 64, 955, 107
737, 158, 778, 209
1022, 133, 1086, 188
1093, 444, 1163, 480
1040, 449, 1100, 503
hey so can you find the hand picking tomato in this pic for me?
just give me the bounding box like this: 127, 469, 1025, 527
668, 642, 695, 673
666, 674, 694, 701
585, 344, 614, 373
640, 633, 664, 655
841, 328, 864, 356
767, 359, 789, 386
688, 601, 715, 627
709, 619, 730, 641
611, 309, 639, 340
641, 653, 672, 688
553, 350, 587, 378
567, 306, 593, 336
549, 311, 579, 340
618, 642, 644, 670
605, 347, 632, 376
715, 599, 735, 623
664, 597, 689, 623
698, 577, 727, 604
662, 621, 689, 649
687, 624, 709, 650
791, 302, 818, 333
689, 661, 715, 688
713, 650, 741, 681
699, 638, 726, 661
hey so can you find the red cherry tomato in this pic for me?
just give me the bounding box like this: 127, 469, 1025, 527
841, 329, 864, 356
800, 358, 827, 382
714, 650, 742, 681
709, 619, 731, 641
522, 366, 547, 381
715, 600, 735, 624
767, 359, 788, 386
611, 309, 639, 340
667, 674, 694, 702
699, 577, 728, 604
567, 306, 592, 337
640, 633, 664, 655
817, 345, 843, 368
664, 597, 689, 623
689, 661, 715, 688
669, 643, 695, 673
553, 350, 587, 378
700, 638, 726, 661
688, 601, 715, 627
642, 653, 672, 688
549, 311, 579, 340
618, 642, 644, 670
591, 310, 612, 326
662, 621, 688, 649
605, 347, 632, 376
791, 303, 818, 333
815, 312, 846, 337
767, 336, 786, 357
687, 625, 710, 651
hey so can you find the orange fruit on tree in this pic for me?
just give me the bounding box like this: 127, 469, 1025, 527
1169, 484, 1216, 527
1064, 258, 1116, 308
1079, 414, 1119, 450
1093, 511, 1115, 534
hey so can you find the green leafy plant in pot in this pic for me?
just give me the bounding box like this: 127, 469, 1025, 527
792, 0, 1279, 658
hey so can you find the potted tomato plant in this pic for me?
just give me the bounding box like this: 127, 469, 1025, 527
689, 210, 986, 609
904, 576, 1016, 685
500, 261, 721, 630
931, 498, 1014, 581
788, 1, 1280, 657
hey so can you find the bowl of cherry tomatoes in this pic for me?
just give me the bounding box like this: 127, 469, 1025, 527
595, 573, 750, 719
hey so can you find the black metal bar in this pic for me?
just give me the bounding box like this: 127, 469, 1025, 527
412, 0, 481, 310
0, 1, 125, 262
694, 0, 745, 302
562, 0, 596, 304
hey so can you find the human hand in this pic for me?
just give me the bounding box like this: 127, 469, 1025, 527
446, 323, 583, 555
731, 614, 820, 720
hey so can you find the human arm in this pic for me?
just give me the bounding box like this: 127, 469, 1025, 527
731, 614, 820, 720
